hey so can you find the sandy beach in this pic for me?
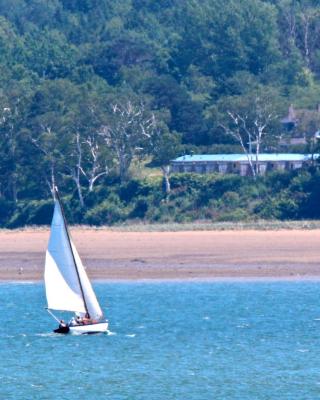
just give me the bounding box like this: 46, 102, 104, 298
0, 228, 319, 281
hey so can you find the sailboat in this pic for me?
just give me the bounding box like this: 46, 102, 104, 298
44, 187, 109, 334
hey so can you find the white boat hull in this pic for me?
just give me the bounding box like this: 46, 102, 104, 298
69, 321, 109, 335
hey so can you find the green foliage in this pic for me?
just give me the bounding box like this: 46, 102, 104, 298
2, 1, 320, 226
1, 166, 320, 226
217, 208, 250, 222
83, 194, 127, 225
7, 200, 53, 228
129, 197, 149, 219
118, 179, 155, 203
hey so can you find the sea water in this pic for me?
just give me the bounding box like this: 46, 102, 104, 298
1, 281, 320, 400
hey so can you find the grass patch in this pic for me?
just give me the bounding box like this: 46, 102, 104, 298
66, 220, 320, 231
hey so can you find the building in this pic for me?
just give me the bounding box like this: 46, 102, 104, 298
281, 104, 320, 132
170, 154, 317, 176
280, 104, 320, 148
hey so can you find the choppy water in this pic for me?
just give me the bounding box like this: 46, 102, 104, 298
1, 281, 320, 399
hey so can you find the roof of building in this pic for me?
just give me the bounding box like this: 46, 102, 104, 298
281, 104, 320, 125
172, 154, 318, 163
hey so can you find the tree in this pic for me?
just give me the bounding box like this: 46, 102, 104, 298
67, 97, 112, 195
290, 107, 320, 157
150, 128, 181, 195
99, 100, 156, 182
0, 87, 30, 202
31, 120, 65, 195
275, 0, 320, 76
28, 80, 79, 198
218, 88, 283, 177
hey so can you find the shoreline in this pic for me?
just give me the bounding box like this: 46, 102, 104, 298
2, 276, 320, 284
0, 228, 320, 281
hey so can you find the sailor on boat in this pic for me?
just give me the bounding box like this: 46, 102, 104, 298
44, 187, 109, 335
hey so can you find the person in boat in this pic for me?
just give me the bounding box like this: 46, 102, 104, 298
76, 316, 83, 325
82, 313, 92, 325
59, 320, 67, 328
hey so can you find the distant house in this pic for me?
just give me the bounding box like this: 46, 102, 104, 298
170, 154, 317, 176
281, 104, 300, 131
280, 104, 320, 147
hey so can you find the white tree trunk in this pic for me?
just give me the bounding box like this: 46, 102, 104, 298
161, 165, 171, 195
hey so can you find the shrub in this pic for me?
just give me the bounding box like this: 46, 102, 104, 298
7, 200, 53, 228
0, 198, 15, 226
209, 175, 244, 197
216, 208, 250, 222
84, 195, 127, 225
254, 198, 280, 219
130, 198, 149, 219
221, 191, 240, 208
264, 170, 293, 192
297, 172, 320, 218
277, 198, 299, 219
118, 179, 158, 203
170, 173, 208, 192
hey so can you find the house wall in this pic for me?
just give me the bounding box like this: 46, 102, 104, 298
258, 163, 268, 175
239, 163, 248, 176
275, 162, 286, 171
206, 163, 216, 173
289, 161, 303, 170
171, 159, 309, 175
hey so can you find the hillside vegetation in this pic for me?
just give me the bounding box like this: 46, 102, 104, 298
1, 0, 320, 227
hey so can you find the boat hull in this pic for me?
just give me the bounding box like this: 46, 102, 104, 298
69, 321, 109, 335
54, 321, 108, 335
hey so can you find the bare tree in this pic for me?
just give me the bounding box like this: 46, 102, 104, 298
83, 134, 109, 192
219, 91, 280, 177
31, 125, 62, 196
60, 127, 110, 205
277, 1, 320, 73
99, 101, 156, 182
277, 0, 297, 55
66, 131, 85, 207
298, 7, 320, 68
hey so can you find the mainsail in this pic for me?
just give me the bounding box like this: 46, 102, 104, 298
44, 192, 103, 320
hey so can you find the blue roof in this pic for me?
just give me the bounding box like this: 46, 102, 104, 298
173, 154, 318, 163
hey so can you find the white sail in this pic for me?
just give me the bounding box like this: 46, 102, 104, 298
45, 198, 103, 319
71, 241, 103, 320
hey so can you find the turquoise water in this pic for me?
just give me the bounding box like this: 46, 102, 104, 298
1, 282, 320, 399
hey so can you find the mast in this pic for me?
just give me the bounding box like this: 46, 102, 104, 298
53, 187, 89, 317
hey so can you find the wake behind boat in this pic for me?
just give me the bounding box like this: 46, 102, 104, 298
44, 187, 108, 334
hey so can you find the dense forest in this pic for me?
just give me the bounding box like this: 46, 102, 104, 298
1, 0, 320, 227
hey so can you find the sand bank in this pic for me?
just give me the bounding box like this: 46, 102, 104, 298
0, 228, 319, 281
